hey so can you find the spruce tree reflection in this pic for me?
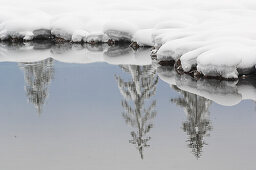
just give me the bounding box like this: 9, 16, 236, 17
171, 85, 212, 158
19, 58, 54, 114
115, 65, 158, 159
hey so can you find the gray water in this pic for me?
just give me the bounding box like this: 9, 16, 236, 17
0, 44, 255, 170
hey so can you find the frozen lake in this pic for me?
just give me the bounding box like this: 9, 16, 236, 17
0, 43, 255, 170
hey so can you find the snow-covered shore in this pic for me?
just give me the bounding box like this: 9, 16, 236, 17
1, 0, 256, 78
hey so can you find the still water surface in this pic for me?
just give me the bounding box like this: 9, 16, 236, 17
0, 43, 255, 170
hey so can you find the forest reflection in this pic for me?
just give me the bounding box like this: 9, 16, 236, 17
16, 57, 213, 159
115, 64, 212, 159
19, 58, 55, 114
171, 85, 212, 159
11, 43, 217, 160
115, 65, 158, 159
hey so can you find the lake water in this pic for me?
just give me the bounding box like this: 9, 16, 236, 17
0, 43, 255, 170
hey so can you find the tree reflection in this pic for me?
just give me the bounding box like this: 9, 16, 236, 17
115, 65, 158, 159
19, 58, 55, 114
171, 85, 212, 158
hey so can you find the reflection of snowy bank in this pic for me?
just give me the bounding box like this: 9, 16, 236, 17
157, 65, 256, 106
0, 43, 151, 65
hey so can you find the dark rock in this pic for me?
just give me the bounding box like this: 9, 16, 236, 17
150, 48, 158, 60
176, 65, 184, 74
175, 59, 181, 68
130, 42, 140, 50
158, 60, 175, 66
194, 70, 202, 77
54, 37, 68, 43
107, 39, 115, 46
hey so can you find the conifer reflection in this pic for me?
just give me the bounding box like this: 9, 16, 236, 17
171, 85, 212, 158
115, 65, 158, 159
19, 58, 54, 114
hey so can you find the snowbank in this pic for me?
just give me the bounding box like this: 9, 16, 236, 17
1, 0, 256, 78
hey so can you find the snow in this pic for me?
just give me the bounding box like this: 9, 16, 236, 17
103, 20, 138, 41
133, 29, 154, 46
71, 30, 88, 42
1, 0, 256, 78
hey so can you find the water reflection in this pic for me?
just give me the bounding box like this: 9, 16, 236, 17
1, 42, 256, 162
171, 85, 212, 158
19, 58, 55, 114
156, 65, 256, 106
115, 65, 158, 159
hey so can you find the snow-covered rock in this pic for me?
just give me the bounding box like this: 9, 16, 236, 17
133, 29, 154, 46
103, 20, 138, 41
